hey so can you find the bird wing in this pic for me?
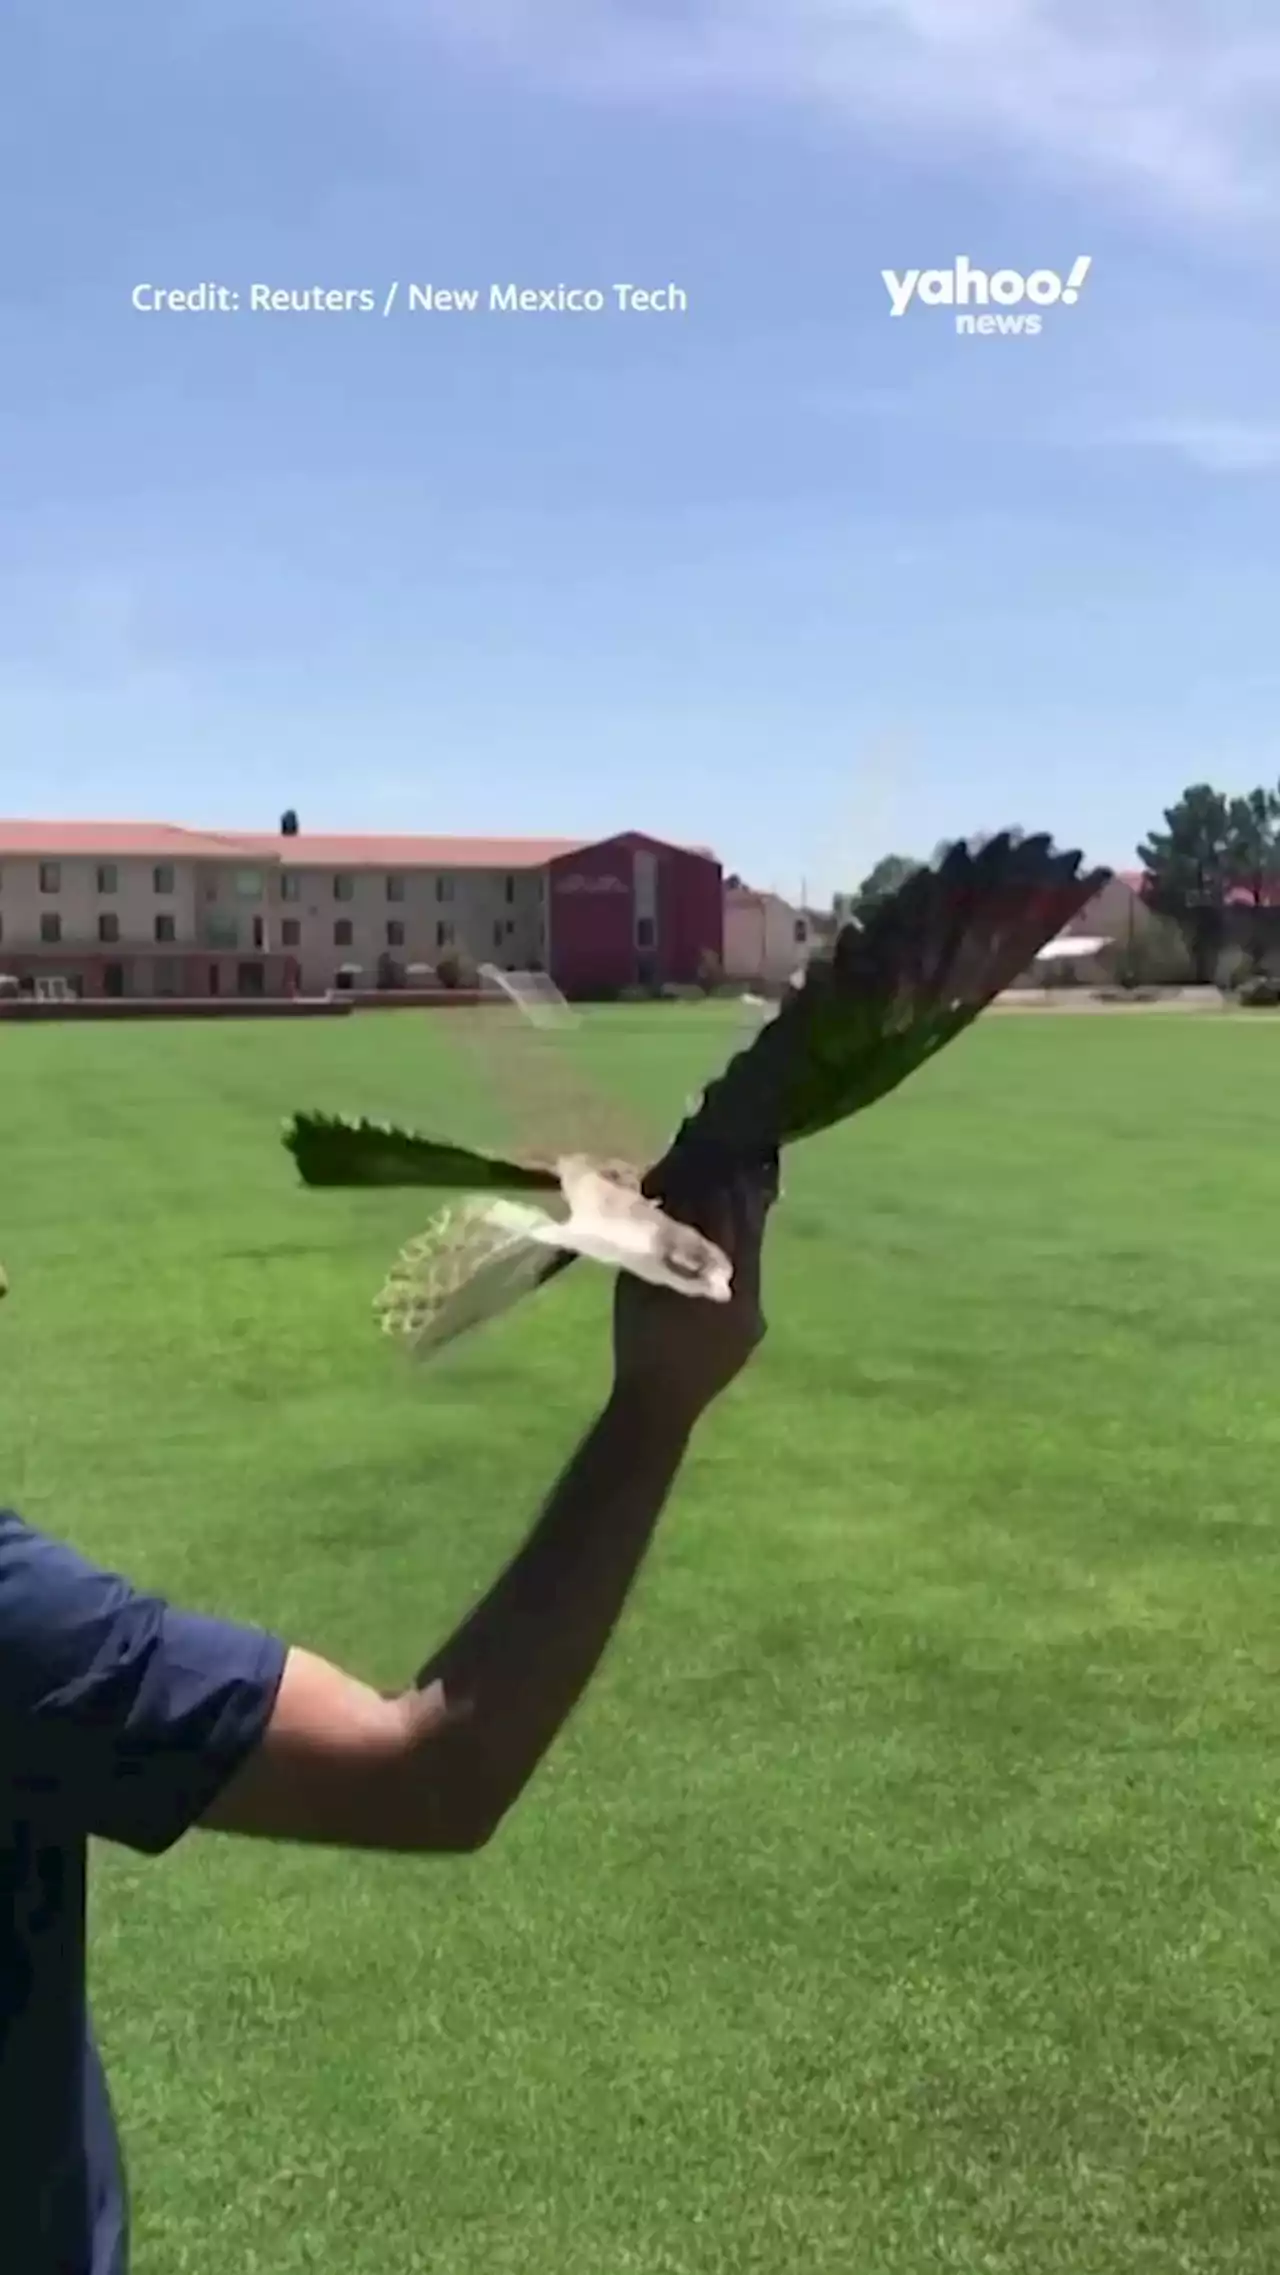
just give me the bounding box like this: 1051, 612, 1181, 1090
651, 831, 1112, 1177
283, 1114, 559, 1192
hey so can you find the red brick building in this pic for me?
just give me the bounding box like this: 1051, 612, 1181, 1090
544, 832, 723, 995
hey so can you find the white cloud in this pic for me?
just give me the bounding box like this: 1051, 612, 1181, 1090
413, 0, 1280, 223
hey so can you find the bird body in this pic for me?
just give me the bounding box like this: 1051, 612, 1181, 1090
373, 1155, 732, 1355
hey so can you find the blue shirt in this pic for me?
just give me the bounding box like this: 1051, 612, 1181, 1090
0, 1509, 287, 2274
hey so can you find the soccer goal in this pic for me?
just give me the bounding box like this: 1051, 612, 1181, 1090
477, 963, 578, 1029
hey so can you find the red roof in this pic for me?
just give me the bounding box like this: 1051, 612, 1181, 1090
1117, 865, 1280, 907
0, 820, 713, 871
224, 831, 585, 870
0, 819, 255, 859
0, 821, 584, 869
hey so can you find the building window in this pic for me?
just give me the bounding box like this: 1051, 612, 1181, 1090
435, 877, 454, 903
636, 916, 655, 948
334, 874, 354, 902
793, 918, 808, 944
504, 874, 516, 904
334, 919, 354, 947
39, 862, 60, 894
41, 913, 61, 943
153, 864, 175, 895
386, 874, 405, 902
436, 919, 454, 948
98, 913, 120, 944
252, 916, 266, 949
493, 920, 504, 948
96, 864, 118, 895
155, 914, 176, 943
205, 912, 237, 949
235, 868, 263, 901
281, 872, 301, 902
506, 919, 516, 936
386, 919, 405, 948
281, 918, 301, 948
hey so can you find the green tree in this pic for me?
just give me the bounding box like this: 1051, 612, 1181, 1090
1227, 786, 1280, 971
1136, 784, 1234, 984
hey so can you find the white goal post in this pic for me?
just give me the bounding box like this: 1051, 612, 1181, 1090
477, 962, 578, 1029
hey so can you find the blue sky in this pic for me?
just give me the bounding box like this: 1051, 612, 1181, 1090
3, 1, 1279, 899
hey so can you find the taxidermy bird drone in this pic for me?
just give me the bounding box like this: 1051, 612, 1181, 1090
283, 831, 1109, 1363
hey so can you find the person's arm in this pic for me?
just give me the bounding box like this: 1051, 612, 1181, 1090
0, 1166, 773, 1861
202, 1385, 695, 1852
203, 1162, 776, 1854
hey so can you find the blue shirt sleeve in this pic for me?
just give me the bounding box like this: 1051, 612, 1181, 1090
0, 1508, 288, 1855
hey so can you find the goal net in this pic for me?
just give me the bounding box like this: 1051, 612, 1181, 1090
477, 963, 578, 1029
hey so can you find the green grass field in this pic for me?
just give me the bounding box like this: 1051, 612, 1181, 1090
4, 1007, 1280, 2273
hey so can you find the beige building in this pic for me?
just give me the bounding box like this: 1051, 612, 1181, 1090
1015, 869, 1188, 984
230, 830, 562, 994
722, 884, 813, 988
0, 821, 577, 998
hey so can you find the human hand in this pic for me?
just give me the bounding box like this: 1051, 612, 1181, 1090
611, 1149, 778, 1425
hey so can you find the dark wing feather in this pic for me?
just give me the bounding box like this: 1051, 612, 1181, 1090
655, 831, 1110, 1168
283, 1112, 559, 1192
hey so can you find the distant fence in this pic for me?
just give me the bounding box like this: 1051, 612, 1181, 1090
993, 986, 1229, 1012
0, 987, 510, 1023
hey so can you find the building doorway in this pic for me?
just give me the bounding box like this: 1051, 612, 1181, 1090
236, 961, 265, 997
103, 963, 125, 998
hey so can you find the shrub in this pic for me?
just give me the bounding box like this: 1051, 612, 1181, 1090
695, 947, 724, 995
1236, 974, 1280, 1007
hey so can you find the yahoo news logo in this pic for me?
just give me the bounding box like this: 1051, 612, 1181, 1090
881, 255, 1092, 337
